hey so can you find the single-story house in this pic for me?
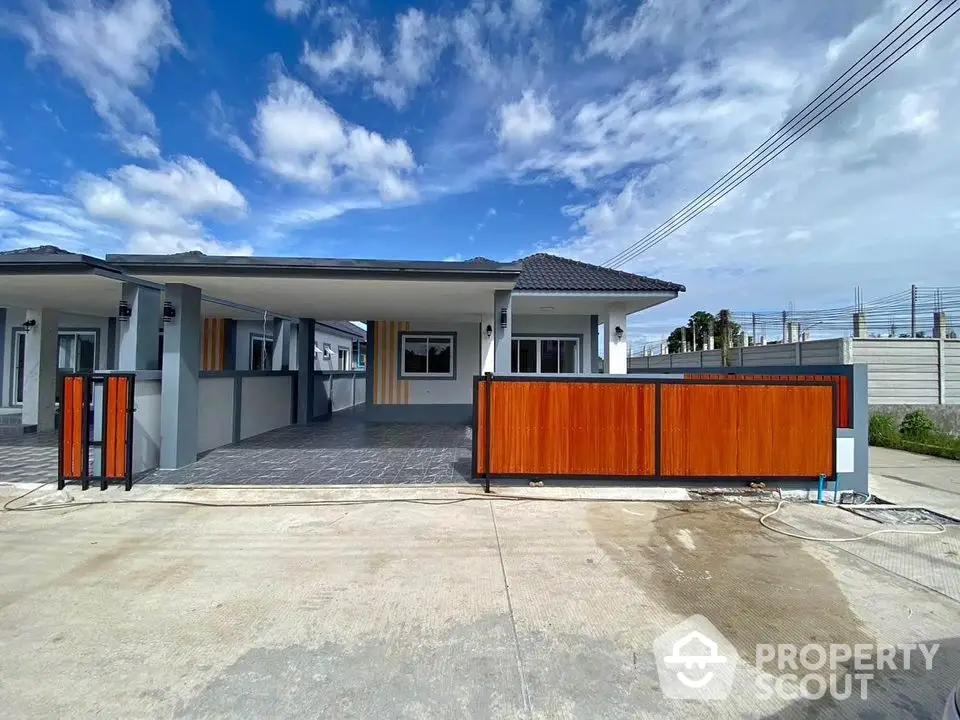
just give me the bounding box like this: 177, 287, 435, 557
0, 246, 683, 470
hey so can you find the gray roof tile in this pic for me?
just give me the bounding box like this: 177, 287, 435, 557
514, 253, 684, 293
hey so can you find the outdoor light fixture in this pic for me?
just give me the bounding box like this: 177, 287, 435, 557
485, 324, 493, 338
499, 307, 508, 330
117, 300, 131, 322
22, 318, 37, 331
162, 301, 176, 323
615, 326, 624, 341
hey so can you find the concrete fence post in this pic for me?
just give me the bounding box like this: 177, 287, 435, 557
938, 338, 946, 404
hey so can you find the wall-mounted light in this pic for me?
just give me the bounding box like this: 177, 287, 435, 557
162, 301, 176, 323
117, 300, 131, 322
22, 318, 37, 332
614, 325, 624, 341
485, 324, 493, 338
499, 307, 508, 330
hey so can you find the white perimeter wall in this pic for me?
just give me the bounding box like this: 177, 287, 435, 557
2, 309, 111, 406
239, 375, 292, 440
132, 378, 161, 474
198, 377, 236, 453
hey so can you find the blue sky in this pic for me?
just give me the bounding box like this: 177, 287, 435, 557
1, 0, 959, 340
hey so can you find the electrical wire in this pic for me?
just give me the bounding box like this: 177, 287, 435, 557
603, 0, 960, 270
758, 500, 946, 542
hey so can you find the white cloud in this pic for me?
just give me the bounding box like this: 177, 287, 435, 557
206, 92, 255, 162
532, 0, 960, 341
302, 8, 447, 108
7, 0, 181, 157
511, 0, 544, 26
269, 0, 311, 19
70, 157, 249, 254
254, 74, 417, 201
126, 231, 253, 255
498, 90, 555, 146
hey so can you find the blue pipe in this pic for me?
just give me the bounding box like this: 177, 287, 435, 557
817, 474, 825, 505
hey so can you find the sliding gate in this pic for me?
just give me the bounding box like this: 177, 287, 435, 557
473, 374, 837, 490
59, 373, 135, 491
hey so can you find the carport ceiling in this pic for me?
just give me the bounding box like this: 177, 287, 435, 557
121, 275, 515, 320
0, 272, 277, 321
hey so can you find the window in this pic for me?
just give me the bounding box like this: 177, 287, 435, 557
322, 342, 334, 358
511, 337, 579, 374
338, 346, 351, 370
250, 334, 274, 370
57, 331, 97, 372
400, 334, 454, 378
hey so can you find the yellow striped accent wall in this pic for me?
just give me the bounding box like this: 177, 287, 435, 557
373, 320, 410, 404
201, 318, 226, 371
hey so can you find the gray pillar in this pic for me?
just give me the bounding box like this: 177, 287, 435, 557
272, 318, 290, 370
224, 319, 237, 370
494, 290, 512, 373
106, 317, 117, 370
297, 318, 315, 424
21, 309, 58, 432
160, 284, 201, 469
118, 284, 161, 370
589, 314, 599, 373
843, 364, 869, 496
365, 320, 376, 411
0, 307, 5, 404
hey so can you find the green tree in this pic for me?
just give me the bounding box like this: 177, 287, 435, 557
667, 311, 742, 353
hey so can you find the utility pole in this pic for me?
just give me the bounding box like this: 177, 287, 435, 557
910, 284, 917, 338
751, 313, 757, 348
781, 310, 788, 344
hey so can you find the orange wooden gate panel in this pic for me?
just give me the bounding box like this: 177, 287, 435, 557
59, 375, 86, 480
104, 375, 131, 479
659, 383, 834, 477
476, 380, 656, 477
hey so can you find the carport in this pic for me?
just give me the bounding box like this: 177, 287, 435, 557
1, 250, 521, 486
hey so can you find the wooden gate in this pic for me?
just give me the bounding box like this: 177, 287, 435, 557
474, 374, 836, 489
59, 373, 136, 491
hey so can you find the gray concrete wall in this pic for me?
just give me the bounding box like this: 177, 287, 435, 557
240, 375, 293, 440
850, 338, 942, 405
132, 377, 162, 474
197, 376, 236, 453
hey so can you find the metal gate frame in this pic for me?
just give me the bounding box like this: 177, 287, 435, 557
58, 372, 136, 491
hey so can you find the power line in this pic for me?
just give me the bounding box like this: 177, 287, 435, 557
603, 0, 960, 270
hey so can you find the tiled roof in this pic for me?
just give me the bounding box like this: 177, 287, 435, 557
514, 253, 685, 293
0, 245, 71, 256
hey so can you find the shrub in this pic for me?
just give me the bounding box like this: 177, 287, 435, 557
899, 410, 936, 441
869, 413, 900, 447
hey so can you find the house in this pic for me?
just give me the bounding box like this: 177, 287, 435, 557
0, 247, 683, 468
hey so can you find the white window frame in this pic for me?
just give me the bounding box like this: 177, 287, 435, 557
337, 346, 351, 370
512, 336, 580, 374
399, 333, 455, 379
11, 329, 98, 405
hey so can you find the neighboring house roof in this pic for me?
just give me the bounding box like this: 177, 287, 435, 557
317, 320, 366, 341
0, 245, 72, 256
514, 253, 685, 293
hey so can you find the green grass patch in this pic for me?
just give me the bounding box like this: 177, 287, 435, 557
869, 410, 960, 460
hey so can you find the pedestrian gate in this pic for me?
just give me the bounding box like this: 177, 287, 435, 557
58, 373, 135, 491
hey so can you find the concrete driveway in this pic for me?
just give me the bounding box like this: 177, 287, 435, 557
869, 446, 960, 518
1, 485, 958, 719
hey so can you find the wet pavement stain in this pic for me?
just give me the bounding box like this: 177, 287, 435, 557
587, 502, 874, 660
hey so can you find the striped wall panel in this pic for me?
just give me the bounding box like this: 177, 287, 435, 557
202, 318, 226, 372
373, 321, 411, 405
